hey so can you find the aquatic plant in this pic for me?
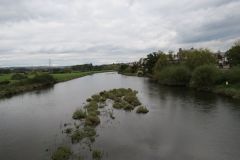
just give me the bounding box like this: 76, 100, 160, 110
85, 115, 100, 126
92, 149, 103, 160
136, 106, 149, 114
72, 109, 86, 120
51, 146, 72, 160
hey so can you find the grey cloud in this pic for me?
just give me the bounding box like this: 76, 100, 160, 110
0, 0, 240, 66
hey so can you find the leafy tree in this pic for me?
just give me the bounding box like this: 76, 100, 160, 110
154, 65, 191, 86
190, 65, 220, 90
179, 49, 216, 69
226, 41, 240, 66
118, 64, 129, 73
143, 51, 161, 74
154, 53, 169, 72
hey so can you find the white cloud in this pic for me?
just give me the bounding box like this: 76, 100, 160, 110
0, 0, 240, 66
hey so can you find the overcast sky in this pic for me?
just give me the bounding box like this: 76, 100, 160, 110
0, 0, 240, 67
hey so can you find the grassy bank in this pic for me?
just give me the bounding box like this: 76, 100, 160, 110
214, 84, 240, 99
51, 70, 112, 82
0, 71, 112, 99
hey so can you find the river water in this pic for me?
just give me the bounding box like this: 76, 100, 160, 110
0, 72, 240, 160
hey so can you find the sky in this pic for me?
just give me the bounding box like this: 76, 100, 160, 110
0, 0, 240, 67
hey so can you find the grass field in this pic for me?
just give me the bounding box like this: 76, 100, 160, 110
0, 70, 113, 98
51, 71, 111, 82
0, 74, 12, 82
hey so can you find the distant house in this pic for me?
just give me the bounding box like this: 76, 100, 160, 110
215, 51, 229, 69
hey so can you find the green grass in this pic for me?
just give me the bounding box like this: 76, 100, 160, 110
51, 72, 93, 82
51, 71, 112, 82
0, 74, 12, 82
214, 84, 240, 99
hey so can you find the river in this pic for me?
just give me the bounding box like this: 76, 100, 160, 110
0, 72, 240, 160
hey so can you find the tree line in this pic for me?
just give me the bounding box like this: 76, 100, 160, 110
118, 41, 240, 91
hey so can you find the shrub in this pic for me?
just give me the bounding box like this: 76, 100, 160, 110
181, 49, 216, 70
65, 128, 72, 134
11, 73, 27, 80
224, 67, 240, 84
190, 65, 220, 90
30, 74, 56, 85
154, 65, 191, 86
52, 146, 72, 160
123, 94, 141, 106
136, 106, 149, 114
72, 109, 86, 120
92, 149, 103, 160
71, 130, 86, 143
0, 80, 10, 85
85, 115, 100, 126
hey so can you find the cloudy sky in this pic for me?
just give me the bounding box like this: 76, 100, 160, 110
0, 0, 240, 67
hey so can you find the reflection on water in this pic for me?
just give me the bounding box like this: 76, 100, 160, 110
0, 72, 240, 160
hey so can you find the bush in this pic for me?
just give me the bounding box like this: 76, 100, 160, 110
85, 115, 100, 126
224, 67, 240, 84
30, 74, 56, 85
52, 146, 72, 160
154, 65, 191, 86
190, 65, 220, 90
0, 80, 10, 85
11, 73, 27, 80
181, 49, 216, 70
92, 149, 103, 160
72, 109, 86, 120
136, 106, 149, 114
123, 94, 141, 106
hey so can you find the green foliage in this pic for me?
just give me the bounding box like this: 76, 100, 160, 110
65, 128, 73, 134
72, 109, 86, 120
52, 146, 72, 160
154, 53, 170, 72
226, 42, 240, 66
118, 64, 129, 73
11, 73, 27, 80
224, 67, 240, 83
190, 65, 220, 90
136, 106, 149, 114
30, 73, 56, 85
123, 94, 141, 106
92, 150, 103, 160
0, 80, 10, 85
180, 49, 216, 69
143, 52, 161, 73
71, 130, 86, 143
85, 115, 100, 126
154, 65, 191, 86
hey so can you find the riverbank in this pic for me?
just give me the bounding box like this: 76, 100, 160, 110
119, 71, 240, 100
0, 71, 113, 99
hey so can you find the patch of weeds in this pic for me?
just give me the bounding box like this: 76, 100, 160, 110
86, 98, 92, 102
71, 130, 86, 143
123, 94, 141, 106
65, 128, 72, 134
136, 106, 149, 114
73, 109, 86, 120
51, 146, 72, 160
85, 115, 100, 126
92, 149, 103, 160
91, 94, 101, 102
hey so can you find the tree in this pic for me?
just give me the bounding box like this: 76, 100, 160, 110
179, 48, 216, 69
190, 65, 219, 90
143, 51, 161, 74
226, 41, 240, 66
154, 53, 169, 72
